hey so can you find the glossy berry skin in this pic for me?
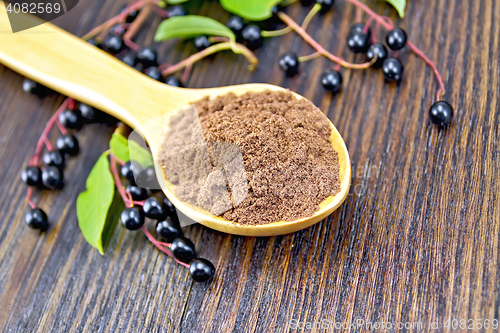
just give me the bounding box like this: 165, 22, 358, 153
194, 36, 211, 52
79, 103, 100, 123
382, 57, 404, 81
136, 166, 160, 189
135, 47, 157, 68
121, 161, 142, 183
163, 196, 176, 214
350, 23, 371, 40
347, 30, 370, 53
171, 237, 196, 263
386, 28, 407, 51
189, 258, 215, 282
120, 5, 139, 23
156, 217, 182, 242
164, 76, 184, 87
121, 207, 145, 230
226, 16, 245, 37
21, 166, 43, 188
43, 150, 65, 170
42, 166, 63, 190
126, 184, 149, 201
145, 67, 162, 81
143, 196, 168, 220
119, 52, 136, 67
366, 43, 388, 69
429, 101, 453, 127
168, 5, 187, 17
59, 109, 84, 130
278, 52, 299, 77
316, 0, 334, 14
110, 24, 126, 36
103, 35, 125, 54
22, 78, 51, 98
241, 25, 263, 50
25, 208, 48, 230
320, 70, 342, 93
56, 134, 79, 156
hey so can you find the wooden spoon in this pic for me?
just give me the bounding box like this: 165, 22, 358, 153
0, 6, 351, 236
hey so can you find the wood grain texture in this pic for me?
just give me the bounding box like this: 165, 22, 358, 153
0, 0, 499, 332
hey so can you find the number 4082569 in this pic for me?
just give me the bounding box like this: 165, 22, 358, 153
5, 2, 61, 14
443, 319, 499, 330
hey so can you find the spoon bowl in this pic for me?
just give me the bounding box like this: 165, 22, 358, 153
0, 7, 351, 236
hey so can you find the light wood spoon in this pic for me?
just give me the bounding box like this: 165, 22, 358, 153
0, 5, 351, 236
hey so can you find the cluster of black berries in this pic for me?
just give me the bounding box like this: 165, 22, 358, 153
119, 161, 215, 282
86, 6, 185, 88
21, 102, 103, 230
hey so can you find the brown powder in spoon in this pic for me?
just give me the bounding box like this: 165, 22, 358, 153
159, 90, 340, 225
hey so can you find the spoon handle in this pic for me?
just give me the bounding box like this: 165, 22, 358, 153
0, 4, 180, 127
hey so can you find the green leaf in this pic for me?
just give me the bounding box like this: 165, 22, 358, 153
109, 132, 154, 168
219, 0, 281, 21
166, 0, 188, 3
77, 153, 115, 255
154, 15, 236, 42
385, 0, 405, 17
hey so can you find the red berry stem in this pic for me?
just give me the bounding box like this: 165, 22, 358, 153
26, 97, 73, 207
277, 12, 375, 69
345, 0, 446, 100
362, 16, 373, 33
110, 154, 134, 208
29, 98, 71, 166
123, 4, 153, 52
161, 41, 258, 76
82, 0, 158, 41
301, 4, 321, 30
140, 226, 191, 268
152, 6, 169, 18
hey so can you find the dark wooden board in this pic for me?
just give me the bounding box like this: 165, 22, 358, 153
1, 0, 499, 332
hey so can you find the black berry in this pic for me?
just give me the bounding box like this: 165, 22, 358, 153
194, 36, 211, 52
25, 208, 48, 230
386, 28, 407, 51
171, 237, 196, 263
320, 70, 342, 93
120, 207, 145, 230
59, 109, 84, 130
110, 24, 126, 36
56, 134, 79, 156
79, 103, 101, 123
143, 196, 168, 220
119, 52, 136, 67
278, 52, 299, 77
366, 43, 388, 69
350, 23, 371, 40
136, 166, 160, 190
347, 30, 370, 53
43, 150, 65, 169
164, 76, 184, 87
168, 5, 187, 17
121, 161, 142, 183
120, 5, 139, 23
22, 78, 51, 98
135, 47, 158, 68
163, 196, 176, 214
300, 0, 314, 5
316, 0, 334, 14
429, 101, 453, 127
156, 217, 182, 242
126, 184, 149, 201
226, 16, 245, 37
382, 57, 404, 81
21, 166, 43, 188
145, 67, 162, 81
103, 35, 125, 54
189, 258, 215, 282
42, 166, 63, 190
241, 25, 263, 50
